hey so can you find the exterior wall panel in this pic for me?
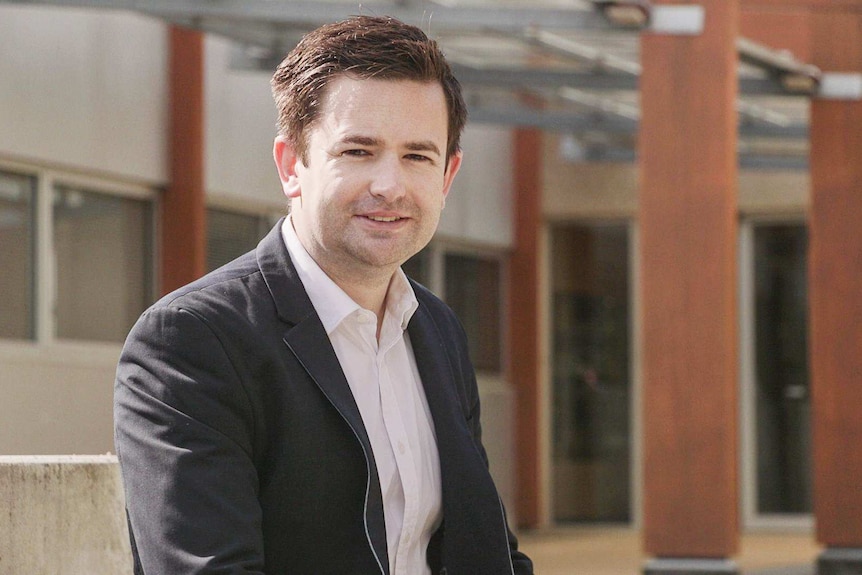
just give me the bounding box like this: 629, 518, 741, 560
0, 7, 167, 184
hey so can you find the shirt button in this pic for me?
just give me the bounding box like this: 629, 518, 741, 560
398, 442, 406, 454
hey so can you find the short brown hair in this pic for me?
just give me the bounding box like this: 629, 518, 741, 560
271, 15, 467, 165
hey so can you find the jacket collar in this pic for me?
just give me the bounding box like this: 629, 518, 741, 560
255, 217, 315, 327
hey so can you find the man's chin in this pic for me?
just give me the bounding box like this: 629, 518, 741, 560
352, 247, 416, 271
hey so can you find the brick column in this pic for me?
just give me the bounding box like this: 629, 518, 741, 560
510, 127, 543, 528
162, 26, 206, 295
808, 7, 862, 575
639, 2, 740, 572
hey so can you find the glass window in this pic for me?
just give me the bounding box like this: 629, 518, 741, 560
53, 186, 154, 343
206, 208, 272, 272
444, 253, 501, 373
550, 223, 631, 523
0, 171, 36, 339
754, 223, 811, 514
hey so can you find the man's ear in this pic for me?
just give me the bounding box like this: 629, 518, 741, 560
440, 150, 463, 202
273, 136, 302, 199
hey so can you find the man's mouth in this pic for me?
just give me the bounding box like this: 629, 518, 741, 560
365, 215, 402, 222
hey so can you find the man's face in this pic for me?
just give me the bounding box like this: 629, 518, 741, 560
274, 75, 462, 283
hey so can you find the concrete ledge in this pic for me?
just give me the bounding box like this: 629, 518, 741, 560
0, 455, 131, 575
818, 548, 862, 575
645, 558, 739, 575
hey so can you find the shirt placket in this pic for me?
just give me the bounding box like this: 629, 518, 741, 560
377, 343, 419, 575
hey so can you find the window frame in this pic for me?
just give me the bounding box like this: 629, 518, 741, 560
0, 166, 38, 340
0, 158, 159, 347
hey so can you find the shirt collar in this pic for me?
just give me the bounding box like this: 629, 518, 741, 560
281, 216, 419, 335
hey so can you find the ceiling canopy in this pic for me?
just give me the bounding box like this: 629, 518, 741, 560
8, 0, 821, 168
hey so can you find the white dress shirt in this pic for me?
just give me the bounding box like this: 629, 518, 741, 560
282, 218, 442, 575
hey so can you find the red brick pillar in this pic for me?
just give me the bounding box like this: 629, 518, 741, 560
808, 6, 862, 574
508, 129, 542, 527
639, 2, 740, 572
510, 127, 543, 528
162, 26, 206, 295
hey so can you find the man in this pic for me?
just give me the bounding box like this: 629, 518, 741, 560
115, 15, 533, 575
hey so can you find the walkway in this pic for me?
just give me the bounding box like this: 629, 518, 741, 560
517, 528, 821, 575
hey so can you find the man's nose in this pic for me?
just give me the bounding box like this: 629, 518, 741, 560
368, 154, 406, 201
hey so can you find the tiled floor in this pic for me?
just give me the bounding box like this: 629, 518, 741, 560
517, 528, 821, 575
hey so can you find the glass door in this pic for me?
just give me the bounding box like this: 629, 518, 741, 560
550, 222, 631, 523
741, 220, 812, 526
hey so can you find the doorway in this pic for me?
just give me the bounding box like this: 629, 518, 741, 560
550, 222, 632, 523
741, 220, 812, 527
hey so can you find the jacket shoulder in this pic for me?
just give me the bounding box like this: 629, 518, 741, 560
149, 250, 266, 316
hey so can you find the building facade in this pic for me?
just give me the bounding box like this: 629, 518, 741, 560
2, 2, 862, 572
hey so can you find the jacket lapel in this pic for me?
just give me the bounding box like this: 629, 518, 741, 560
255, 219, 389, 573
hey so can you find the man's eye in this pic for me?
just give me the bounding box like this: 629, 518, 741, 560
405, 154, 432, 162
343, 149, 369, 156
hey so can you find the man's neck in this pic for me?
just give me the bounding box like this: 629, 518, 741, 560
335, 271, 391, 319
323, 263, 397, 340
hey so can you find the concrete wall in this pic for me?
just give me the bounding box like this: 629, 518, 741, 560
0, 453, 516, 574
0, 456, 132, 575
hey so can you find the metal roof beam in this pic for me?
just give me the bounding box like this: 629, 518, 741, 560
452, 64, 639, 92
8, 0, 813, 99
468, 103, 808, 138
5, 0, 617, 33
452, 64, 805, 96
469, 106, 639, 134
555, 143, 808, 171
737, 37, 822, 95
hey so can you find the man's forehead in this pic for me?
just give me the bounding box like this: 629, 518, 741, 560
320, 75, 447, 116
313, 78, 449, 148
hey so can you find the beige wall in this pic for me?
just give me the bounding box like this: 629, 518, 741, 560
477, 375, 517, 525
0, 343, 119, 455
439, 124, 515, 248
205, 35, 283, 206
738, 169, 810, 216
0, 6, 166, 184
542, 133, 810, 219
544, 158, 639, 220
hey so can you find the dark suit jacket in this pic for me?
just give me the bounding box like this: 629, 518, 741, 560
114, 220, 533, 575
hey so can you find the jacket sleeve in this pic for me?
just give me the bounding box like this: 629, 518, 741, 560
114, 304, 266, 574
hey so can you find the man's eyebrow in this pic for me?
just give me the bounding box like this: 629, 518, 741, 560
340, 135, 380, 147
405, 141, 441, 156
